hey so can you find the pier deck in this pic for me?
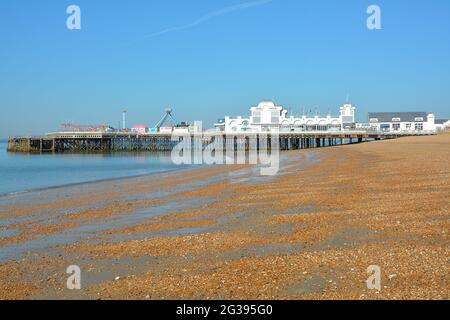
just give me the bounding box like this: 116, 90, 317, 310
7, 131, 435, 153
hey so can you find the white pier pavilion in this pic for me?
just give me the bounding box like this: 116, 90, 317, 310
215, 101, 356, 133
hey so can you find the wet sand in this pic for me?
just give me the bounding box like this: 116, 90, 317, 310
0, 135, 448, 300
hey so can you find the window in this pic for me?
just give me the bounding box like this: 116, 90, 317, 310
415, 123, 423, 131
393, 123, 400, 131
342, 116, 354, 123
271, 110, 279, 124
405, 123, 411, 130
252, 111, 261, 124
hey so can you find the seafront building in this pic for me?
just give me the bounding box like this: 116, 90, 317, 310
434, 118, 450, 131
214, 101, 356, 133
366, 112, 437, 133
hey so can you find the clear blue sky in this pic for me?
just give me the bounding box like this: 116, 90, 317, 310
1, 0, 449, 137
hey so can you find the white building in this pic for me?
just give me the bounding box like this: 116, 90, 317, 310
367, 112, 437, 133
435, 118, 450, 131
215, 101, 356, 133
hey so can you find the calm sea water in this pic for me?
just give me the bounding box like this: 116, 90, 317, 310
0, 140, 190, 195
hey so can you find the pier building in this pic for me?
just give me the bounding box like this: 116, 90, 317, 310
131, 125, 148, 134
214, 101, 356, 133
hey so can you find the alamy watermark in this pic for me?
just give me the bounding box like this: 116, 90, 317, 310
66, 265, 81, 290
66, 5, 81, 30
367, 5, 382, 30
64, 5, 380, 32
366, 265, 381, 291
170, 122, 280, 176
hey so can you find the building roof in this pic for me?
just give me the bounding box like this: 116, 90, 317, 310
435, 118, 449, 125
368, 112, 428, 122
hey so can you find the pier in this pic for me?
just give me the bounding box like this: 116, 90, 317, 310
6, 131, 434, 154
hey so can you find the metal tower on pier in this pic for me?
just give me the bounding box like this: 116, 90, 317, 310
122, 109, 128, 129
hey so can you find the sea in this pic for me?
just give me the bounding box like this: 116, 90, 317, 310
0, 140, 191, 195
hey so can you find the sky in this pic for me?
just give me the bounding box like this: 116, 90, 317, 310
1, 0, 449, 137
